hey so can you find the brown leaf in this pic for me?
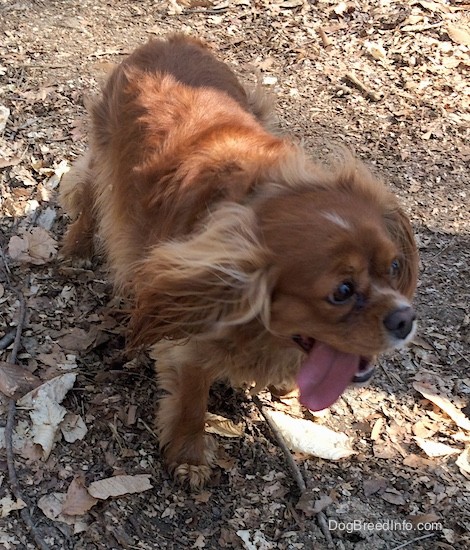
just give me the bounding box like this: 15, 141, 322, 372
412, 420, 437, 439
58, 327, 96, 352
408, 513, 441, 528
88, 474, 153, 500
363, 477, 387, 497
296, 490, 332, 516
8, 228, 58, 265
205, 413, 244, 438
0, 361, 41, 399
413, 381, 470, 431
446, 24, 470, 46
193, 491, 212, 504
62, 477, 98, 516
381, 490, 406, 506
0, 156, 22, 169
402, 453, 433, 468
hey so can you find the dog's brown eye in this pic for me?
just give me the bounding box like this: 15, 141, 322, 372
330, 282, 355, 304
390, 259, 400, 278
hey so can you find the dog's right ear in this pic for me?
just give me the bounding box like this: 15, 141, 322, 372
128, 204, 273, 348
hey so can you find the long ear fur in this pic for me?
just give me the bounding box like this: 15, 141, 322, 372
128, 204, 273, 347
383, 206, 419, 299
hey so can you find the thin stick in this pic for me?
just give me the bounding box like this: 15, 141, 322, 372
344, 72, 383, 102
317, 27, 332, 49
253, 396, 306, 492
316, 511, 334, 546
8, 287, 26, 363
252, 397, 335, 546
4, 285, 50, 550
391, 533, 436, 550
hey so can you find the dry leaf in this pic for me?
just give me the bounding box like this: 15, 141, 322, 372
0, 361, 41, 399
0, 155, 21, 169
413, 381, 470, 431
267, 410, 355, 460
193, 490, 212, 504
37, 493, 88, 533
446, 24, 470, 46
381, 490, 406, 506
205, 412, 244, 438
60, 413, 88, 443
415, 437, 460, 458
0, 105, 10, 132
365, 41, 387, 61
62, 477, 98, 516
416, 1, 448, 12
296, 490, 332, 515
408, 513, 441, 528
0, 496, 27, 518
363, 477, 387, 497
371, 417, 384, 440
236, 530, 273, 550
88, 474, 153, 500
402, 453, 433, 468
412, 420, 437, 439
455, 447, 470, 475
333, 1, 348, 16
8, 228, 58, 265
46, 160, 69, 189
58, 327, 97, 352
18, 373, 77, 459
193, 534, 206, 548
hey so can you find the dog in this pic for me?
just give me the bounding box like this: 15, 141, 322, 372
60, 34, 418, 488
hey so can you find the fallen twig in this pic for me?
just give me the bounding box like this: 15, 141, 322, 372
252, 396, 335, 547
317, 27, 332, 49
0, 330, 16, 350
343, 72, 383, 102
391, 532, 436, 550
253, 396, 306, 492
4, 284, 51, 550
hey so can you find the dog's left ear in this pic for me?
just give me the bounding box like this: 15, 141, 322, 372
384, 206, 419, 299
127, 204, 274, 348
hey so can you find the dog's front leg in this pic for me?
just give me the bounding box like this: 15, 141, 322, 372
152, 342, 216, 489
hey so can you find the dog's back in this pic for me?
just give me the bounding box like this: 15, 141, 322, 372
61, 35, 281, 289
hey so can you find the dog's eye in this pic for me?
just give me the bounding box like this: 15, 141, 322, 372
329, 282, 355, 304
390, 259, 400, 278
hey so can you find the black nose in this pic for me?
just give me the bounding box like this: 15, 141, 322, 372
384, 306, 416, 340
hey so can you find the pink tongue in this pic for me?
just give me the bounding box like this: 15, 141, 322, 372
297, 342, 360, 411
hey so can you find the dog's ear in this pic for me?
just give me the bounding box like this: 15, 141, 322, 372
128, 204, 273, 348
384, 206, 419, 299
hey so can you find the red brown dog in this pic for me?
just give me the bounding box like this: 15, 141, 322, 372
61, 35, 418, 488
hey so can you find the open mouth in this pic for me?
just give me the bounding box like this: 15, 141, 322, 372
292, 335, 375, 411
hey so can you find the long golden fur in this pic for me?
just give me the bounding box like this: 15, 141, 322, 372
61, 34, 418, 488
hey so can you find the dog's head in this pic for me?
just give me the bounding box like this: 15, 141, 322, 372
129, 158, 418, 410
256, 162, 418, 410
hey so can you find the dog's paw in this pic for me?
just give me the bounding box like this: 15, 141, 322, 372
172, 463, 212, 489
59, 256, 94, 270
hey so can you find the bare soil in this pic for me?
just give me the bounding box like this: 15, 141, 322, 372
0, 1, 469, 549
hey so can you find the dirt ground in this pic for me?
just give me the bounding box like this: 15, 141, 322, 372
1, 1, 469, 549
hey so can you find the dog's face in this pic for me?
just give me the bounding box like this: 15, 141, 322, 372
257, 184, 418, 410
